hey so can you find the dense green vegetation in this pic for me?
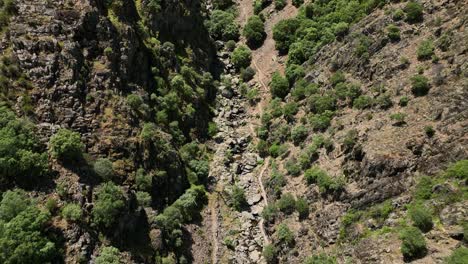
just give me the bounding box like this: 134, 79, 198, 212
0, 106, 48, 188
205, 10, 240, 41
0, 190, 59, 263
232, 45, 252, 69
49, 128, 84, 162
400, 226, 427, 260
243, 15, 266, 47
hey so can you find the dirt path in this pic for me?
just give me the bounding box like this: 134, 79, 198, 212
210, 194, 219, 264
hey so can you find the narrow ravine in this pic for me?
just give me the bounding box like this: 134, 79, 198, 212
207, 1, 298, 263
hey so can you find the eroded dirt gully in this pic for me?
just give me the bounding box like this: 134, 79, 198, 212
197, 1, 298, 264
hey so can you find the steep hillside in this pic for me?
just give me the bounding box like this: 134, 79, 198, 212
0, 0, 466, 263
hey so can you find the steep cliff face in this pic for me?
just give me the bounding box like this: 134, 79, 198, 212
0, 0, 219, 262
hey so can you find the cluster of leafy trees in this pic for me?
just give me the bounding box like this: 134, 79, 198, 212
272, 0, 424, 66
0, 106, 49, 188
243, 15, 266, 48
0, 189, 59, 263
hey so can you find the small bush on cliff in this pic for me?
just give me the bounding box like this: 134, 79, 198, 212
445, 160, 468, 180
277, 223, 294, 246
94, 158, 114, 181
229, 185, 247, 211
231, 45, 252, 69
240, 66, 256, 82
49, 128, 84, 162
417, 40, 434, 61
95, 246, 121, 264
304, 254, 337, 264
275, 0, 286, 10
387, 24, 401, 41
61, 203, 82, 222
276, 193, 296, 215
409, 204, 433, 232
445, 247, 468, 264
400, 226, 427, 261
296, 197, 309, 219
404, 1, 424, 23
272, 18, 300, 53
410, 75, 430, 96
263, 244, 277, 264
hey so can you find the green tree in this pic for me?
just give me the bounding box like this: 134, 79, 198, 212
0, 106, 48, 186
272, 18, 300, 53
296, 197, 309, 219
95, 246, 121, 264
410, 74, 430, 96
270, 71, 290, 99
49, 128, 84, 162
206, 10, 239, 41
263, 244, 277, 263
92, 182, 125, 228
0, 191, 58, 263
409, 204, 433, 232
304, 254, 337, 264
229, 185, 247, 211
276, 193, 296, 215
404, 1, 424, 23
243, 15, 265, 47
61, 203, 82, 222
445, 160, 468, 180
231, 45, 252, 69
417, 40, 434, 60
94, 158, 114, 181
126, 94, 143, 110
445, 247, 468, 264
387, 24, 400, 41
275, 0, 286, 10
400, 226, 427, 261
277, 223, 294, 246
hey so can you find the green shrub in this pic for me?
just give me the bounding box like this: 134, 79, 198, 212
276, 193, 296, 215
272, 18, 300, 53
285, 64, 305, 86
61, 203, 82, 222
270, 71, 290, 99
392, 9, 405, 21
0, 106, 49, 186
355, 35, 371, 59
445, 247, 468, 264
268, 143, 287, 158
231, 45, 252, 69
375, 94, 393, 109
135, 168, 152, 191
92, 182, 125, 228
309, 111, 334, 131
404, 1, 424, 23
262, 204, 278, 223
274, 0, 286, 10
400, 226, 427, 260
208, 122, 218, 137
283, 101, 298, 121
296, 197, 309, 219
230, 185, 247, 211
0, 191, 58, 263
410, 75, 430, 96
304, 254, 337, 264
263, 244, 277, 264
94, 158, 114, 181
424, 126, 435, 137
309, 94, 336, 114
277, 223, 294, 246
399, 96, 409, 106
353, 95, 373, 109
414, 176, 433, 201
333, 22, 349, 38
330, 71, 346, 86
390, 113, 406, 125
343, 129, 358, 151
126, 94, 143, 110
225, 40, 236, 51
206, 10, 239, 41
445, 160, 468, 180
45, 198, 58, 214
95, 246, 121, 264
304, 166, 343, 193
409, 204, 433, 232
243, 15, 265, 47
417, 40, 434, 61
285, 158, 301, 176
136, 191, 152, 207
49, 128, 84, 162
291, 125, 308, 145
387, 24, 400, 41
437, 33, 451, 52
240, 66, 256, 82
